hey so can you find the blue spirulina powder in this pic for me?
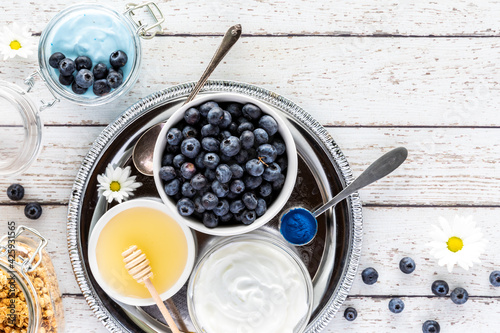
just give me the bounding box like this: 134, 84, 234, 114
280, 208, 318, 245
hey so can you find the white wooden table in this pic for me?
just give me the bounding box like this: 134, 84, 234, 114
1, 0, 500, 331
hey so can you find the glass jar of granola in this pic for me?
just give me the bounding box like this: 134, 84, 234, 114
0, 225, 64, 332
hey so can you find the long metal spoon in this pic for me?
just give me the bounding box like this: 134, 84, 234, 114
280, 147, 408, 243
132, 24, 242, 176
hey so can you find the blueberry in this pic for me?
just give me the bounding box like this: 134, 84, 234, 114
177, 198, 194, 216
431, 280, 449, 296
235, 150, 249, 164
241, 210, 256, 225
173, 154, 187, 168
93, 79, 111, 96
272, 139, 286, 155
399, 257, 416, 274
182, 126, 198, 139
166, 128, 182, 146
254, 128, 269, 144
245, 159, 264, 177
220, 213, 234, 224
230, 164, 244, 179
59, 74, 74, 86
110, 50, 128, 68
212, 180, 229, 198
49, 52, 65, 69
220, 136, 241, 157
237, 121, 254, 134
242, 192, 258, 210
201, 124, 220, 137
107, 70, 123, 89
159, 166, 176, 181
226, 103, 242, 118
181, 138, 202, 158
388, 298, 404, 314
7, 184, 24, 201
272, 173, 285, 190
259, 115, 279, 136
422, 320, 440, 333
361, 267, 378, 285
203, 152, 220, 169
199, 101, 218, 117
262, 163, 281, 181
226, 191, 239, 200
180, 162, 197, 179
24, 202, 42, 220
255, 198, 267, 217
166, 144, 179, 153
213, 199, 230, 216
257, 144, 278, 164
75, 56, 92, 71
450, 287, 468, 305
202, 192, 219, 210
75, 69, 94, 89
191, 174, 208, 190
184, 107, 201, 125
216, 164, 232, 183
164, 179, 181, 196
490, 271, 500, 287
230, 179, 245, 195
244, 175, 262, 190
276, 156, 288, 172
247, 148, 257, 159
195, 152, 206, 169
220, 111, 232, 128
259, 182, 272, 197
194, 196, 206, 214
228, 122, 238, 133
181, 182, 197, 198
230, 200, 245, 214
344, 307, 357, 321
71, 81, 87, 94
242, 103, 262, 119
59, 58, 76, 76
204, 168, 217, 181
233, 211, 243, 222
93, 62, 109, 80
221, 130, 232, 140
240, 130, 255, 150
202, 137, 220, 152
207, 107, 224, 125
203, 212, 219, 228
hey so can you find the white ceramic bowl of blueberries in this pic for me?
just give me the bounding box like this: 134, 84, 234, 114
153, 92, 298, 236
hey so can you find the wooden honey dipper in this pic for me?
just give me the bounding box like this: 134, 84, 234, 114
122, 245, 181, 333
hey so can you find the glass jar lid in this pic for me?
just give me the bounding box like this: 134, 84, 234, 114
0, 80, 43, 177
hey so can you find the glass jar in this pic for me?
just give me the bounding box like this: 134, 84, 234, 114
0, 225, 64, 333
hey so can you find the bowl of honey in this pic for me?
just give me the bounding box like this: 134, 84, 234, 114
88, 198, 196, 306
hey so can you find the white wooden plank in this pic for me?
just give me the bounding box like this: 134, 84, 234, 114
2, 0, 500, 36
2, 37, 499, 127
62, 295, 105, 332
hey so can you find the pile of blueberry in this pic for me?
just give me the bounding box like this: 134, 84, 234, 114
159, 100, 288, 228
48, 50, 128, 96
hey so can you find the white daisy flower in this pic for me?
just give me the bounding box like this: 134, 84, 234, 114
97, 164, 142, 204
429, 215, 487, 273
0, 23, 34, 60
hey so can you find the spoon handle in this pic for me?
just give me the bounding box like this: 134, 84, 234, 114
183, 24, 242, 105
312, 147, 408, 217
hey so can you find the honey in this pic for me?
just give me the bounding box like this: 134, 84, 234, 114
95, 207, 188, 299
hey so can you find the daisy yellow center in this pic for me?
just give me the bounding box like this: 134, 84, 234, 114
447, 236, 464, 253
9, 40, 21, 50
110, 181, 121, 192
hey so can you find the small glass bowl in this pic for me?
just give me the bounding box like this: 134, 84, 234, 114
187, 231, 313, 333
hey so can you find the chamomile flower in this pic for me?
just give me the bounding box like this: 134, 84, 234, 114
97, 164, 142, 204
429, 215, 487, 273
0, 23, 33, 60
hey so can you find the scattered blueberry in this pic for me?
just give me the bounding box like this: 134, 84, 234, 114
75, 69, 94, 89
93, 62, 108, 80
203, 152, 220, 169
450, 287, 468, 305
7, 184, 24, 201
259, 115, 279, 135
241, 210, 256, 225
177, 198, 194, 216
71, 81, 87, 95
220, 136, 241, 157
184, 107, 201, 125
216, 164, 232, 183
255, 198, 267, 217
24, 202, 42, 220
344, 307, 357, 321
59, 58, 76, 76
242, 192, 258, 210
242, 103, 262, 119
361, 267, 378, 285
110, 50, 128, 68
213, 199, 230, 216
159, 166, 177, 181
254, 128, 269, 144
107, 70, 123, 89
399, 257, 416, 274
203, 212, 219, 228
431, 280, 449, 296
202, 192, 219, 210
490, 271, 500, 287
164, 179, 181, 196
75, 56, 92, 71
422, 320, 440, 333
181, 138, 202, 158
388, 298, 404, 314
245, 159, 264, 177
93, 79, 111, 96
180, 162, 196, 179
202, 137, 220, 152
59, 74, 74, 86
49, 52, 65, 69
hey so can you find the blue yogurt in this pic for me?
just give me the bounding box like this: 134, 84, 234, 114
45, 7, 135, 98
280, 208, 318, 245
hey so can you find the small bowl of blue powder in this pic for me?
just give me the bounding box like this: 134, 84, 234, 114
279, 208, 318, 246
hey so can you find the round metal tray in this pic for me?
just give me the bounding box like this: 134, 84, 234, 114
67, 80, 363, 333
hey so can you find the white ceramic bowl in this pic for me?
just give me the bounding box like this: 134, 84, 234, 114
153, 92, 298, 236
87, 199, 196, 306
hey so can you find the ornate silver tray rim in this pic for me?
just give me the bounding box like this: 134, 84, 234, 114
67, 80, 363, 333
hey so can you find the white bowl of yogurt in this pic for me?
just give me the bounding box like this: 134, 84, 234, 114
187, 231, 313, 333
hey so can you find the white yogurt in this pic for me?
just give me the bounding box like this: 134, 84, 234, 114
193, 241, 309, 333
